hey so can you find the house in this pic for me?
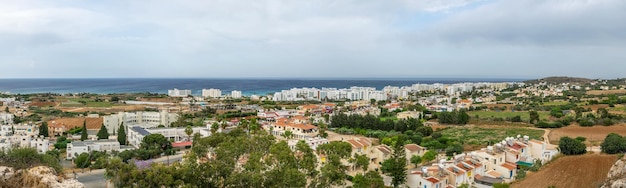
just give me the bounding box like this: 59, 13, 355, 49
126, 126, 210, 148
372, 144, 393, 165
66, 139, 122, 159
345, 137, 372, 156
407, 165, 449, 188
268, 117, 318, 139
103, 111, 178, 134
405, 143, 426, 163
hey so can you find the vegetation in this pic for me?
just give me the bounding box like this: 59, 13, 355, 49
601, 133, 626, 154
117, 123, 126, 145
39, 122, 49, 137
558, 136, 586, 155
53, 136, 71, 150
80, 120, 88, 141
437, 110, 470, 125
96, 124, 109, 140
104, 129, 385, 187
381, 137, 407, 187
0, 148, 62, 173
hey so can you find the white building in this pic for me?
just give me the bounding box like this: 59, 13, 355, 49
202, 88, 222, 98
231, 90, 242, 99
103, 111, 178, 134
168, 88, 192, 97
66, 139, 121, 159
0, 113, 13, 125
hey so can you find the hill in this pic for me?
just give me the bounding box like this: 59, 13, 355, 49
524, 76, 594, 85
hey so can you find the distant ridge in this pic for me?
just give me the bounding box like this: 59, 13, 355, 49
524, 76, 594, 84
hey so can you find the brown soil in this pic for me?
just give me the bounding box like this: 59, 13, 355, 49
549, 124, 626, 145
587, 90, 626, 95
512, 154, 617, 188
57, 105, 146, 113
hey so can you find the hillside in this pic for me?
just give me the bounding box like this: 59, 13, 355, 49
524, 76, 594, 85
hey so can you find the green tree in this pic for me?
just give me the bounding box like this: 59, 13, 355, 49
138, 134, 173, 159
352, 153, 369, 172
296, 140, 318, 177
316, 141, 353, 159
96, 124, 109, 140
381, 136, 407, 187
39, 122, 49, 137
80, 120, 88, 141
211, 122, 219, 134
559, 136, 586, 155
529, 111, 540, 124
74, 153, 91, 169
3, 106, 8, 113
117, 123, 126, 145
282, 131, 294, 139
422, 150, 437, 164
598, 108, 609, 119
601, 133, 626, 154
352, 171, 385, 188
185, 125, 193, 141
410, 155, 422, 167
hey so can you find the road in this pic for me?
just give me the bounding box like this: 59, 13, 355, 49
74, 153, 184, 188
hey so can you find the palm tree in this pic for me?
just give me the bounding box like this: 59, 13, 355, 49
184, 125, 193, 141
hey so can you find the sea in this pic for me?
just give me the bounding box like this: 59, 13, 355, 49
0, 78, 524, 96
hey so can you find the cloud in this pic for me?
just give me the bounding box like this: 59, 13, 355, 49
418, 0, 626, 46
0, 0, 624, 79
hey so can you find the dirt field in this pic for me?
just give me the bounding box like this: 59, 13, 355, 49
587, 90, 626, 95
549, 124, 626, 145
512, 154, 616, 188
57, 105, 147, 113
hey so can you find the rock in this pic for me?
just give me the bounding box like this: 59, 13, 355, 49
602, 156, 626, 188
0, 166, 85, 188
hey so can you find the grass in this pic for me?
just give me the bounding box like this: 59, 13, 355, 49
468, 111, 550, 121
542, 101, 570, 106
440, 127, 545, 146
60, 98, 118, 107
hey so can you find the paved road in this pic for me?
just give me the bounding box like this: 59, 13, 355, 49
74, 154, 185, 187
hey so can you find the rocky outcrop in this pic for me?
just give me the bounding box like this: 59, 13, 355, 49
602, 156, 626, 188
0, 166, 84, 188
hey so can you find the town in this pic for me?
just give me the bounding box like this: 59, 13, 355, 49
1, 77, 626, 188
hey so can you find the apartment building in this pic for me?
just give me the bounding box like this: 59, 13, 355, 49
168, 88, 192, 97
201, 88, 222, 98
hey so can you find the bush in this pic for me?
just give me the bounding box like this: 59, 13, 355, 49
559, 136, 586, 155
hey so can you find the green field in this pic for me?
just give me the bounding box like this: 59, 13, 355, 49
468, 111, 550, 121
542, 101, 570, 106
440, 127, 545, 146
60, 98, 118, 107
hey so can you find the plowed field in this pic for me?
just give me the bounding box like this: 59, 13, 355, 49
549, 124, 626, 144
511, 154, 616, 188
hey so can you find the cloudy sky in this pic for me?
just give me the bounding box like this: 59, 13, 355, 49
1, 0, 625, 79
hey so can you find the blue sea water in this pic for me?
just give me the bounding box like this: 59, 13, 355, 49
0, 78, 524, 96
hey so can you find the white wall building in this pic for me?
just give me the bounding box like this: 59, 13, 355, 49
66, 139, 121, 159
168, 88, 192, 97
202, 88, 222, 98
103, 111, 178, 134
0, 113, 13, 125
231, 90, 242, 99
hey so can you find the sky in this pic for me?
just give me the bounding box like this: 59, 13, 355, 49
1, 0, 625, 79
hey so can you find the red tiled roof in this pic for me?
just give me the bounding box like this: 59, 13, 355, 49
426, 177, 440, 184
347, 140, 363, 149
377, 145, 392, 154
405, 144, 424, 152
501, 163, 517, 170
172, 141, 192, 147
